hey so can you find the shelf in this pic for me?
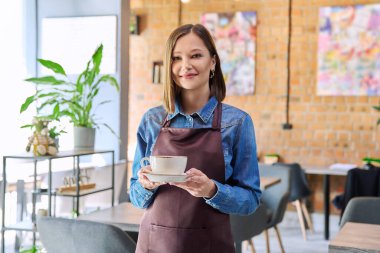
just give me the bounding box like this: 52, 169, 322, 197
2, 148, 115, 250
4, 221, 36, 232
33, 187, 113, 197
3, 149, 114, 160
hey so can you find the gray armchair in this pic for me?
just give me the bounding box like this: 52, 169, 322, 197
259, 164, 292, 253
230, 203, 269, 253
340, 197, 380, 228
275, 162, 313, 240
37, 217, 136, 253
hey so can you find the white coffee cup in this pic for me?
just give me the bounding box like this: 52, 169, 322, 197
140, 155, 187, 175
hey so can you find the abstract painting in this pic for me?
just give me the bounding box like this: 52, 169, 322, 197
201, 12, 257, 96
317, 4, 380, 96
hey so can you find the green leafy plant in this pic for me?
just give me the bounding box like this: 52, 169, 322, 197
19, 245, 42, 253
20, 44, 120, 136
21, 116, 65, 139
363, 157, 380, 164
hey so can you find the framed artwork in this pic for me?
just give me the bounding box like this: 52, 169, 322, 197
41, 15, 117, 75
317, 4, 380, 96
201, 12, 257, 96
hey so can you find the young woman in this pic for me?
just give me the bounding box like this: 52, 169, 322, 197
130, 24, 261, 253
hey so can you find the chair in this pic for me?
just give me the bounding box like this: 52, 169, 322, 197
276, 163, 314, 240
335, 168, 380, 220
340, 197, 380, 228
259, 164, 292, 253
37, 217, 136, 253
230, 203, 269, 253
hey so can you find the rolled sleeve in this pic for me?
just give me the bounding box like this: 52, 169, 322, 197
129, 116, 157, 209
205, 115, 261, 215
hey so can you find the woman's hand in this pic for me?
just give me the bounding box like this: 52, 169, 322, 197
138, 166, 163, 190
170, 168, 216, 198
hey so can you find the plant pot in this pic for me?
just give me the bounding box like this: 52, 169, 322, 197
74, 127, 95, 150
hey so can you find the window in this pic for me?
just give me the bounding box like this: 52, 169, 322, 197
0, 0, 35, 163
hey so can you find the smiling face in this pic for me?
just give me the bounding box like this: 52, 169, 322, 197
171, 32, 216, 95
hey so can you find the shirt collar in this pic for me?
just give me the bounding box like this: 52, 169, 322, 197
167, 96, 218, 124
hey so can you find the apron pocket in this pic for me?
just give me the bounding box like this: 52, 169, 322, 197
148, 224, 211, 253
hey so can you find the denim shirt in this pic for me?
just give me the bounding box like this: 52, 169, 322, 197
130, 96, 261, 215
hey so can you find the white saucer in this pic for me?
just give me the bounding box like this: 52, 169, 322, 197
143, 172, 187, 183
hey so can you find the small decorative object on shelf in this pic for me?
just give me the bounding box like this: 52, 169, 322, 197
263, 153, 280, 164
152, 61, 163, 84
130, 14, 140, 35
24, 117, 60, 156
58, 175, 96, 193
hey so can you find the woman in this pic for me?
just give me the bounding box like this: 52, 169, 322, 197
130, 24, 261, 253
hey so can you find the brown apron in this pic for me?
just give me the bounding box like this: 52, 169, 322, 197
136, 102, 234, 253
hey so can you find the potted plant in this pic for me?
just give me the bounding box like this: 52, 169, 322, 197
263, 153, 280, 164
20, 44, 119, 150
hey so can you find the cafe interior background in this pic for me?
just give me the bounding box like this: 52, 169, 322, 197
0, 0, 379, 252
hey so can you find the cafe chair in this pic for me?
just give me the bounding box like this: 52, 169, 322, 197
37, 217, 136, 253
230, 203, 269, 253
336, 168, 380, 220
259, 164, 292, 253
340, 197, 380, 228
275, 163, 314, 240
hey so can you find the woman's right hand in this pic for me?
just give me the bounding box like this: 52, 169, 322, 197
138, 166, 163, 190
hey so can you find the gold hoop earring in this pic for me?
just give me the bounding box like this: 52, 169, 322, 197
210, 69, 215, 79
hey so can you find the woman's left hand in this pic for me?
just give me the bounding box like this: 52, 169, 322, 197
170, 168, 216, 198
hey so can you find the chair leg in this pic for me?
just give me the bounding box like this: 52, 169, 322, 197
264, 229, 270, 253
294, 200, 307, 240
301, 200, 314, 233
248, 239, 256, 253
274, 225, 285, 253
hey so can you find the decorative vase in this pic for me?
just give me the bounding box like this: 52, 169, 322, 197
74, 127, 95, 150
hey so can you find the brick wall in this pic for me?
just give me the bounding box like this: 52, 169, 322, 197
128, 0, 380, 213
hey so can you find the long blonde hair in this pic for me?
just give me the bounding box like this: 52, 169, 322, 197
163, 24, 225, 113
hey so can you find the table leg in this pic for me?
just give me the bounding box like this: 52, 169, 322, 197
323, 175, 330, 240
48, 159, 52, 216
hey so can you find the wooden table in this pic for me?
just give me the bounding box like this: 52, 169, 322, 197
303, 165, 348, 240
329, 222, 380, 253
79, 202, 143, 232
79, 176, 280, 234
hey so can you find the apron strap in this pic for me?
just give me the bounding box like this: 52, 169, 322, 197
163, 102, 222, 129
212, 102, 222, 130
162, 114, 170, 127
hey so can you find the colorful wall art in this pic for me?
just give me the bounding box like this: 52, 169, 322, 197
201, 12, 257, 96
317, 4, 380, 96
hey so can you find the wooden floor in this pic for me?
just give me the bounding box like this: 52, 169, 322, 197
243, 211, 340, 253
